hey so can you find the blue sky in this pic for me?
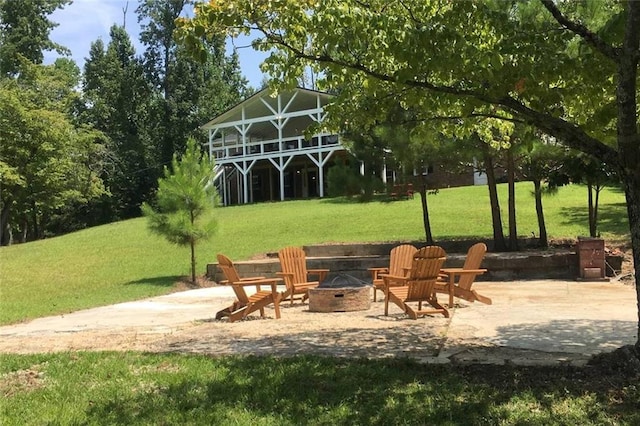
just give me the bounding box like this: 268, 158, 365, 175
44, 0, 267, 88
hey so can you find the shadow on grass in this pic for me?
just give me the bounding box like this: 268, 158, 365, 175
125, 275, 182, 288
319, 194, 398, 204
559, 202, 629, 237
82, 353, 640, 425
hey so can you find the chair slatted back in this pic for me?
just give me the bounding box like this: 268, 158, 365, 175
278, 246, 308, 285
388, 244, 418, 277
418, 245, 446, 259
406, 246, 446, 301
216, 254, 249, 303
459, 243, 487, 290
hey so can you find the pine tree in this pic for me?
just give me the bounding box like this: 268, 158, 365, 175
141, 138, 218, 284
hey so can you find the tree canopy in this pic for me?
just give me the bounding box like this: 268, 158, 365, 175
0, 0, 70, 76
142, 137, 218, 283
178, 0, 640, 347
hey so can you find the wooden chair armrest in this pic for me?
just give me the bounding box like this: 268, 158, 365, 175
379, 273, 406, 279
441, 268, 487, 276
380, 273, 408, 285
239, 276, 266, 281
368, 267, 389, 280
235, 278, 282, 286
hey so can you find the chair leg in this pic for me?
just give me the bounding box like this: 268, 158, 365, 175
228, 306, 249, 322
421, 298, 449, 318
215, 306, 231, 320
404, 305, 418, 320
273, 295, 281, 319
473, 290, 492, 305
448, 277, 456, 308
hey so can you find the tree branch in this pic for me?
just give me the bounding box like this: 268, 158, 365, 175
539, 0, 620, 61
262, 33, 619, 167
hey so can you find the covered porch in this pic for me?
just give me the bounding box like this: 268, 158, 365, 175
201, 88, 344, 206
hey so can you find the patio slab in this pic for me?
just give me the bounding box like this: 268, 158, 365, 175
0, 280, 636, 365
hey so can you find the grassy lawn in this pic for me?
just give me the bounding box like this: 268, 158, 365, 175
1, 352, 638, 425
0, 183, 636, 425
0, 182, 629, 325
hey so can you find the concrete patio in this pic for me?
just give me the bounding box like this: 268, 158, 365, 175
0, 280, 636, 366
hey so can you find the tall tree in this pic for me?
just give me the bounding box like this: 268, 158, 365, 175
0, 61, 105, 244
0, 0, 70, 76
549, 152, 619, 238
137, 0, 248, 177
82, 25, 155, 221
518, 139, 567, 248
179, 0, 640, 349
142, 138, 218, 284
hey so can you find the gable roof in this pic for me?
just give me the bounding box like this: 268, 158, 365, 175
200, 87, 334, 132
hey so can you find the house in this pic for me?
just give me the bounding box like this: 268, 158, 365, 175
202, 88, 345, 205
202, 88, 485, 206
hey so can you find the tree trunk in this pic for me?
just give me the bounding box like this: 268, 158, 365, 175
533, 179, 548, 248
190, 208, 197, 284
594, 184, 602, 237
418, 174, 434, 245
588, 183, 596, 237
32, 200, 40, 241
507, 149, 518, 251
0, 201, 11, 246
622, 178, 640, 350
616, 0, 640, 349
190, 238, 196, 284
483, 151, 507, 251
20, 218, 27, 243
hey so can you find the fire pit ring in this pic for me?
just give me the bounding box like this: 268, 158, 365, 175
308, 274, 372, 312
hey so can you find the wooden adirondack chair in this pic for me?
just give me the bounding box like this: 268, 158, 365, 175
214, 254, 283, 322
383, 246, 448, 319
277, 246, 329, 305
436, 242, 491, 307
369, 244, 418, 301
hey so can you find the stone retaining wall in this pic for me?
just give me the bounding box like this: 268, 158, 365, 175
207, 246, 624, 283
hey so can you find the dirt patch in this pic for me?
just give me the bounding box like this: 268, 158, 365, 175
0, 364, 48, 398
173, 275, 218, 291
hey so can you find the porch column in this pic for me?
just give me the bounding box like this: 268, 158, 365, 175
269, 156, 295, 201
306, 150, 336, 199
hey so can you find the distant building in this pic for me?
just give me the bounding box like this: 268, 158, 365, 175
202, 88, 484, 206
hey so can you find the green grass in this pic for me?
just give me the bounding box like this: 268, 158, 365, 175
0, 183, 629, 325
0, 184, 635, 425
1, 353, 637, 425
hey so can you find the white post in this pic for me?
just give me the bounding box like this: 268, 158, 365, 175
382, 161, 388, 184
318, 153, 324, 197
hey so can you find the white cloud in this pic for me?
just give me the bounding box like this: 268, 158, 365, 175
43, 0, 265, 86
45, 0, 141, 68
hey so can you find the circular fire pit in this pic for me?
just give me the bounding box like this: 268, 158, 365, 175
308, 274, 372, 312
